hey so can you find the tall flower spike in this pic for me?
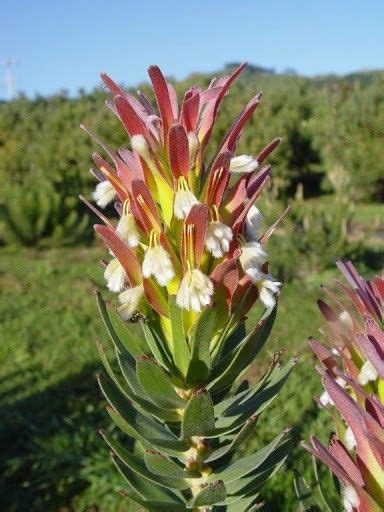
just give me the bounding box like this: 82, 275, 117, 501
84, 64, 294, 512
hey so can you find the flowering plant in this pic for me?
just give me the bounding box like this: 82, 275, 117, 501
303, 262, 384, 512
82, 63, 295, 511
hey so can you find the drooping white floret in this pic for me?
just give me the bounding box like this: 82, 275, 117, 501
116, 211, 140, 248
142, 244, 174, 286
358, 360, 378, 385
118, 284, 144, 320
176, 268, 214, 312
104, 257, 126, 292
245, 205, 264, 241
342, 485, 360, 512
229, 154, 259, 174
344, 426, 357, 451
205, 221, 233, 258
92, 180, 116, 208
239, 241, 268, 276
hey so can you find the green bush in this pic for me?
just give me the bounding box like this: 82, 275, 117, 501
0, 173, 90, 247
261, 192, 363, 281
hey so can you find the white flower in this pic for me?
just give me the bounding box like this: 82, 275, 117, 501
131, 134, 151, 159
116, 208, 140, 248
319, 377, 346, 407
92, 180, 116, 208
176, 268, 214, 312
229, 155, 259, 174
174, 177, 199, 219
245, 205, 263, 241
258, 275, 283, 309
344, 426, 356, 451
338, 310, 354, 334
205, 221, 233, 258
342, 485, 360, 512
358, 360, 378, 385
142, 244, 174, 286
118, 284, 144, 320
319, 390, 334, 407
104, 257, 126, 292
239, 241, 268, 276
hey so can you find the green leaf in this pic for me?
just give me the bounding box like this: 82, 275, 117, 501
208, 429, 292, 484
96, 291, 145, 356
294, 470, 321, 511
98, 370, 180, 423
225, 436, 294, 495
225, 494, 260, 511
168, 295, 190, 377
136, 357, 186, 409
112, 454, 186, 509
215, 358, 297, 429
101, 430, 190, 490
186, 306, 220, 386
187, 480, 227, 508
141, 321, 175, 372
99, 372, 179, 444
204, 415, 258, 463
107, 406, 188, 458
181, 389, 215, 439
209, 307, 277, 394
144, 451, 187, 480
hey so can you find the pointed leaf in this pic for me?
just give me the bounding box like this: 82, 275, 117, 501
209, 307, 277, 393
187, 480, 227, 508
186, 305, 221, 386
144, 451, 186, 480
169, 295, 190, 377
181, 389, 215, 439
101, 430, 190, 490
136, 357, 186, 409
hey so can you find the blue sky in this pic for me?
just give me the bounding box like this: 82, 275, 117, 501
1, 0, 383, 99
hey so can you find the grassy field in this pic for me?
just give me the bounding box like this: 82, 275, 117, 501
0, 241, 381, 511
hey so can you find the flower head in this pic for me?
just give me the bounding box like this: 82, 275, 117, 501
87, 64, 285, 322
176, 267, 214, 312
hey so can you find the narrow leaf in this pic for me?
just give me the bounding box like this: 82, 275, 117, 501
181, 389, 215, 439
136, 357, 186, 409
